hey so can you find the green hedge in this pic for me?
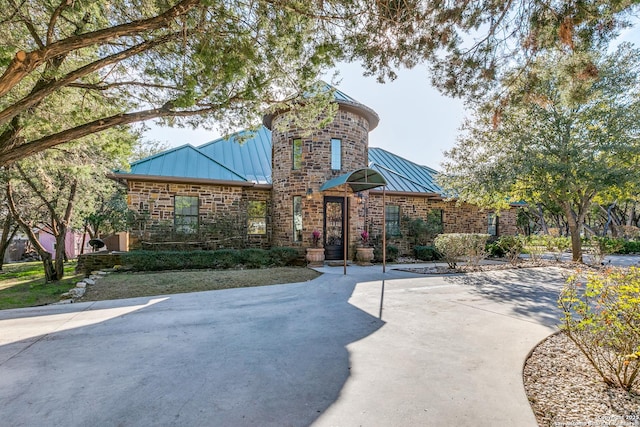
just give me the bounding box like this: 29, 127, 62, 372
121, 247, 301, 272
413, 245, 441, 261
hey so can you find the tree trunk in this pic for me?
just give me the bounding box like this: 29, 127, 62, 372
537, 203, 549, 234
0, 217, 19, 270
627, 204, 636, 227
6, 181, 57, 281
563, 202, 583, 263
41, 251, 56, 283
54, 230, 66, 280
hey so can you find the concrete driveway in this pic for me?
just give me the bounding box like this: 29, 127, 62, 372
0, 265, 568, 426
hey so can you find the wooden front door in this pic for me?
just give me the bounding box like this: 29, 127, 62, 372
324, 196, 346, 260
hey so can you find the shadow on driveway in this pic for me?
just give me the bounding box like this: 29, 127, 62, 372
443, 267, 570, 327
0, 277, 384, 426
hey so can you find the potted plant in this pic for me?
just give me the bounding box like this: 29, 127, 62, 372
356, 230, 374, 265
306, 230, 325, 266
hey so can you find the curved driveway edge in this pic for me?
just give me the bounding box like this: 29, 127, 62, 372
0, 266, 567, 426
313, 265, 566, 426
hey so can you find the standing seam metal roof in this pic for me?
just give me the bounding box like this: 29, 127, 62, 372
124, 131, 443, 195
197, 127, 272, 184
128, 144, 248, 182
368, 147, 442, 193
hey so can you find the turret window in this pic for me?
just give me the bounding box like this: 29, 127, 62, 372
292, 138, 302, 170
331, 138, 342, 170
293, 196, 303, 242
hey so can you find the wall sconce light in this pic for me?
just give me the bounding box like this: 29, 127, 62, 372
306, 188, 313, 200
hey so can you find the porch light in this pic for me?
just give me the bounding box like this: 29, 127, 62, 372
306, 188, 313, 200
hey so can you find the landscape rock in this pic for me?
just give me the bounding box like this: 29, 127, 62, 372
68, 288, 85, 298
76, 282, 87, 288
83, 278, 96, 286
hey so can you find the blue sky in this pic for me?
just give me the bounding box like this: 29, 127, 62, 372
142, 63, 464, 170
143, 24, 639, 170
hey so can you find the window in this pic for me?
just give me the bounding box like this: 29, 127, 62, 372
385, 205, 401, 236
247, 201, 267, 235
293, 196, 303, 242
292, 138, 302, 170
174, 196, 198, 233
331, 138, 341, 170
488, 212, 498, 236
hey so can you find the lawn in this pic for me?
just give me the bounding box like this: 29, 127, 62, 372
0, 261, 83, 310
81, 267, 322, 301
0, 262, 322, 309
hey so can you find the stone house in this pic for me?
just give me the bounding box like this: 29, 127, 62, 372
111, 87, 518, 260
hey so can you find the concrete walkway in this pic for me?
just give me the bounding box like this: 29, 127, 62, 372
0, 264, 569, 426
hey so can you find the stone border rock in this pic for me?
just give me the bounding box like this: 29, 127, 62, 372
56, 270, 109, 304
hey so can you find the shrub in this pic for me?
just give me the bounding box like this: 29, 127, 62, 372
209, 249, 240, 269
269, 247, 300, 266
121, 248, 303, 272
414, 245, 441, 261
486, 242, 505, 258
545, 236, 571, 261
495, 235, 525, 265
588, 237, 624, 265
373, 245, 399, 262
434, 233, 489, 268
559, 268, 640, 391
237, 248, 270, 268
386, 245, 399, 262
622, 240, 640, 254
523, 235, 546, 262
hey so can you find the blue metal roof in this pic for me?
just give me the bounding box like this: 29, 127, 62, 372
124, 140, 443, 195
129, 144, 248, 182
123, 137, 443, 196
197, 127, 272, 184
368, 147, 442, 194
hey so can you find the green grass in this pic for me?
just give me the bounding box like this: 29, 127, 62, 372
0, 261, 83, 310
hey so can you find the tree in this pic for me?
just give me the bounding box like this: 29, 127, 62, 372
440, 44, 640, 262
5, 127, 134, 282
0, 192, 19, 270
0, 1, 637, 165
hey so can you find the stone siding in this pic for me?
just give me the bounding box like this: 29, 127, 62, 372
127, 180, 271, 250
270, 107, 370, 257
365, 193, 519, 255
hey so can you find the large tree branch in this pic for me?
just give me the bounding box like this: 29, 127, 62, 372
0, 32, 181, 127
0, 103, 225, 165
47, 0, 71, 45
63, 179, 77, 225
0, 0, 200, 98
5, 181, 48, 255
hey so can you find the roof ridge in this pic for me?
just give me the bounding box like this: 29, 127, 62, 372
129, 143, 193, 167
190, 146, 248, 182
131, 144, 248, 182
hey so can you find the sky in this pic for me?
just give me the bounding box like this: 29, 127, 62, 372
142, 62, 464, 170
143, 24, 640, 171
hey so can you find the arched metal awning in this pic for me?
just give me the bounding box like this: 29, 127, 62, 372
320, 168, 386, 192
319, 168, 388, 275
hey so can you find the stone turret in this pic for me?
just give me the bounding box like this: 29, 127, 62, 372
264, 86, 379, 257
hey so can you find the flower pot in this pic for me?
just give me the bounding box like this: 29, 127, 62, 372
356, 247, 374, 266
306, 248, 325, 267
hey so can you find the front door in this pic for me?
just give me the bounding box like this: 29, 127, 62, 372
324, 196, 347, 260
